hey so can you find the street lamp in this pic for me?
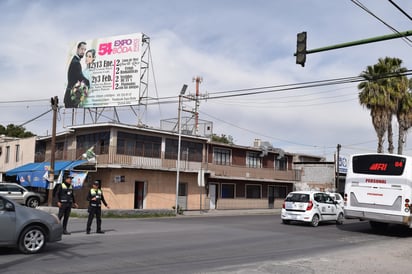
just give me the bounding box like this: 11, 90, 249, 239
175, 84, 188, 214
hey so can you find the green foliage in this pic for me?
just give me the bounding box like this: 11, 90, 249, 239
358, 56, 410, 154
0, 124, 35, 138
211, 133, 234, 144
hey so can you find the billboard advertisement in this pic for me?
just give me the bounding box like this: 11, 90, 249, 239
63, 33, 143, 108
338, 155, 348, 174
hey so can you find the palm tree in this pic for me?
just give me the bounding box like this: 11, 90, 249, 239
396, 78, 412, 154
358, 57, 407, 154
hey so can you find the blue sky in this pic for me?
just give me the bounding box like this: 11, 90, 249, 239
0, 0, 411, 160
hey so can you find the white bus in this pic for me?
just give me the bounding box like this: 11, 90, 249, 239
344, 153, 412, 229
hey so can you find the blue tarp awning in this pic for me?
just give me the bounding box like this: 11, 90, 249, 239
6, 160, 87, 176
6, 160, 88, 189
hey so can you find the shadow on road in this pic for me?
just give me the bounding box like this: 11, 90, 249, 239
337, 220, 412, 238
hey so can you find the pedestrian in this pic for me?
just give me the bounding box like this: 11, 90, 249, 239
86, 181, 109, 234
56, 172, 78, 235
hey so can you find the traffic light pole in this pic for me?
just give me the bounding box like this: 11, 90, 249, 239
295, 30, 412, 66
308, 30, 412, 54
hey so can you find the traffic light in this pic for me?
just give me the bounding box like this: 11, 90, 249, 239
296, 31, 307, 67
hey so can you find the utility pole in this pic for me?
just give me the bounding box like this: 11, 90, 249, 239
192, 76, 203, 135
48, 96, 58, 206
336, 144, 341, 192
175, 84, 188, 215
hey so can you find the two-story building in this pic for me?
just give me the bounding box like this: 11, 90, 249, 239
4, 122, 329, 210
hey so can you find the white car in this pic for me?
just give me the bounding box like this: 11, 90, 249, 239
281, 191, 344, 227
328, 192, 344, 208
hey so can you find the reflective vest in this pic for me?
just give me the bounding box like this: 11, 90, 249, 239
90, 188, 103, 207
59, 183, 74, 203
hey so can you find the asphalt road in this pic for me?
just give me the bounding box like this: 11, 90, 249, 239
1, 213, 411, 274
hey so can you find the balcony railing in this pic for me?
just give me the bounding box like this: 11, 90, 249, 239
39, 146, 300, 182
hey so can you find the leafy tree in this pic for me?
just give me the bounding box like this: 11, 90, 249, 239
358, 57, 409, 154
211, 134, 234, 144
0, 124, 35, 138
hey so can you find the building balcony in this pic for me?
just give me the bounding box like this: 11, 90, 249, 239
40, 146, 300, 182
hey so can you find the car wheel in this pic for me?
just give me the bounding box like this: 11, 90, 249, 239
310, 214, 320, 227
18, 226, 46, 254
336, 212, 344, 225
282, 219, 290, 224
27, 197, 40, 208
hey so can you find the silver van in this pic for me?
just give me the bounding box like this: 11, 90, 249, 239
0, 182, 46, 208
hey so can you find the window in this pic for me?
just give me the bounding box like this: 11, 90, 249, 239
5, 146, 10, 163
178, 183, 187, 196
165, 139, 203, 162
352, 154, 406, 176
273, 186, 287, 198
55, 142, 65, 160
246, 184, 261, 198
275, 156, 288, 170
117, 132, 161, 158
221, 184, 235, 198
77, 132, 110, 155
213, 148, 231, 165
246, 152, 261, 168
285, 193, 309, 203
15, 144, 20, 162
35, 141, 46, 162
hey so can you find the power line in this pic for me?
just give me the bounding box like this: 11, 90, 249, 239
388, 0, 412, 21
19, 109, 52, 127
351, 0, 412, 46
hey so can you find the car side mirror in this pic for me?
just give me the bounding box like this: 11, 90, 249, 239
5, 202, 15, 211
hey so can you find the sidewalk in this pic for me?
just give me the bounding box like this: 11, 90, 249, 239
182, 208, 281, 216
38, 206, 281, 217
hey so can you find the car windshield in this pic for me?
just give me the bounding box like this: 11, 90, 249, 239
285, 193, 309, 203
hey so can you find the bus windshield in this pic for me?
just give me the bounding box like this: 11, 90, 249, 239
352, 154, 406, 176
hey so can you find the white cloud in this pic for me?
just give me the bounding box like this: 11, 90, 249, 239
1, 0, 412, 160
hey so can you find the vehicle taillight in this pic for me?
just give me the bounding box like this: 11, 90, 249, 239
306, 201, 313, 210
282, 201, 285, 209
405, 198, 410, 209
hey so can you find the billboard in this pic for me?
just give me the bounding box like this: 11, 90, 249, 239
338, 155, 348, 174
63, 33, 143, 108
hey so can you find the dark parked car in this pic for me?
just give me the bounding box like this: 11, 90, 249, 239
0, 182, 46, 208
0, 195, 62, 254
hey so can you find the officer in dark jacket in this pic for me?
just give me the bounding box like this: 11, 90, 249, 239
86, 181, 109, 234
56, 172, 78, 235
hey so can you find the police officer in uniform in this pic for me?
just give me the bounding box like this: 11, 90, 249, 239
56, 172, 78, 235
86, 181, 109, 234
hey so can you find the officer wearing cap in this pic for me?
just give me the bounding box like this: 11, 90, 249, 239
86, 181, 109, 234
56, 171, 78, 235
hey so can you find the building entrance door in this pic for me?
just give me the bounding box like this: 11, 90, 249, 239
134, 181, 145, 209
209, 184, 216, 209
268, 186, 275, 209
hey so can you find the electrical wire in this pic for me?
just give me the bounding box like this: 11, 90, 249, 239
388, 0, 412, 21
351, 0, 412, 46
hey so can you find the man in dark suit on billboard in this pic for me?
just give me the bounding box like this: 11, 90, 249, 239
64, 41, 90, 108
